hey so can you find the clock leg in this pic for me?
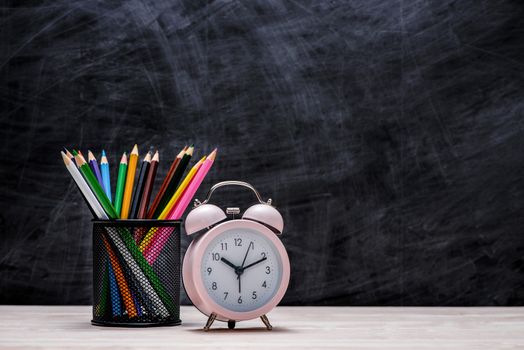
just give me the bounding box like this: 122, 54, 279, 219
260, 314, 273, 330
203, 313, 217, 331
228, 320, 236, 329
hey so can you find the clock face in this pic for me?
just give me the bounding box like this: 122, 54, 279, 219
200, 227, 283, 312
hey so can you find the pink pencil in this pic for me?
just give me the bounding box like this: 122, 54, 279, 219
144, 149, 217, 264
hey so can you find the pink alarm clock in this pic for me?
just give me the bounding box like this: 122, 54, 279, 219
183, 181, 290, 331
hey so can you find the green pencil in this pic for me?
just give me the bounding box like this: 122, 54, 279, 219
73, 151, 119, 219
114, 152, 128, 216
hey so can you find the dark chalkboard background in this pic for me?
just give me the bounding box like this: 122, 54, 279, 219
1, 0, 523, 306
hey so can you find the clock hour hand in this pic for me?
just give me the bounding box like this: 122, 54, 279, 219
242, 257, 267, 271
220, 257, 238, 270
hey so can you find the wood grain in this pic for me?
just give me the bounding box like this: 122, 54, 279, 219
1, 306, 523, 349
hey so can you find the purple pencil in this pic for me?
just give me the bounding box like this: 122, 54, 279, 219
88, 150, 104, 186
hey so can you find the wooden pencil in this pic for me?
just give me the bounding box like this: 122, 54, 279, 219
138, 151, 159, 219
88, 150, 104, 186
139, 156, 206, 253
102, 235, 137, 318
129, 151, 151, 219
158, 156, 206, 219
151, 146, 194, 218
100, 150, 112, 202
62, 151, 172, 317
147, 146, 187, 218
113, 152, 127, 216
73, 151, 118, 219
168, 149, 217, 220
120, 144, 138, 219
63, 147, 97, 217
133, 151, 159, 242
61, 151, 105, 218
144, 149, 217, 264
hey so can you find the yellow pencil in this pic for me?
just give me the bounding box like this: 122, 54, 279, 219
139, 156, 206, 251
120, 144, 139, 219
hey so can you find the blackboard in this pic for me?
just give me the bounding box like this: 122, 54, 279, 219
1, 0, 523, 306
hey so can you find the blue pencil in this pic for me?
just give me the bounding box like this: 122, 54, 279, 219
107, 263, 122, 317
87, 150, 104, 186
100, 150, 112, 202
99, 150, 120, 317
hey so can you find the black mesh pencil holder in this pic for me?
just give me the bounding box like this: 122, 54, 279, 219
92, 220, 181, 327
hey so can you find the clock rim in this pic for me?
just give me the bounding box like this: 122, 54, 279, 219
183, 219, 290, 321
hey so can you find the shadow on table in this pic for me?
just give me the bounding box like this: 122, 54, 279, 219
187, 326, 296, 333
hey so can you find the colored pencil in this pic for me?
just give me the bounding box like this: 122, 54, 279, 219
103, 236, 137, 318
101, 149, 119, 316
138, 151, 159, 219
113, 152, 127, 216
129, 152, 151, 219
62, 151, 105, 220
101, 149, 118, 317
73, 151, 118, 219
147, 146, 186, 218
121, 144, 139, 219
143, 150, 217, 264
63, 148, 74, 162
62, 151, 172, 317
63, 147, 97, 218
100, 150, 112, 202
158, 156, 206, 220
88, 150, 104, 186
168, 149, 217, 220
150, 146, 193, 218
62, 152, 113, 315
139, 156, 206, 252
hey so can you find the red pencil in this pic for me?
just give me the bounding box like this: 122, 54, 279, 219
147, 146, 186, 218
138, 151, 159, 219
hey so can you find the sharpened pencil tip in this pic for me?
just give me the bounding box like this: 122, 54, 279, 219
88, 150, 96, 162
208, 148, 217, 161
72, 149, 79, 156
101, 150, 106, 157
61, 151, 71, 165
144, 152, 152, 162
120, 152, 128, 164
63, 147, 73, 159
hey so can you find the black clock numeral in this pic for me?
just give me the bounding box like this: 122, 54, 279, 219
262, 281, 267, 288
221, 242, 228, 251
238, 296, 242, 304
212, 282, 217, 290
252, 291, 257, 299
249, 241, 254, 250
261, 252, 266, 258
207, 267, 212, 275
265, 266, 271, 274
224, 292, 228, 300
212, 253, 220, 261
234, 238, 242, 246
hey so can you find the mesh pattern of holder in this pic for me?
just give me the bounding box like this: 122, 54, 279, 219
92, 220, 181, 327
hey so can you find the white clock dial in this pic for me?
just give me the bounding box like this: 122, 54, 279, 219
200, 227, 283, 312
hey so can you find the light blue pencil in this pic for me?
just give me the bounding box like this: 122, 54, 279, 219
101, 150, 120, 316
100, 150, 112, 202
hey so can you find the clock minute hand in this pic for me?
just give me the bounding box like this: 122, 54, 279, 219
220, 257, 238, 270
242, 257, 267, 271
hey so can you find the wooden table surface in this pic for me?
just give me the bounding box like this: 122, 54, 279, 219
1, 306, 523, 349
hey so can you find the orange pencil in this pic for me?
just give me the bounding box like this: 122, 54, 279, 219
120, 144, 138, 219
102, 235, 138, 318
